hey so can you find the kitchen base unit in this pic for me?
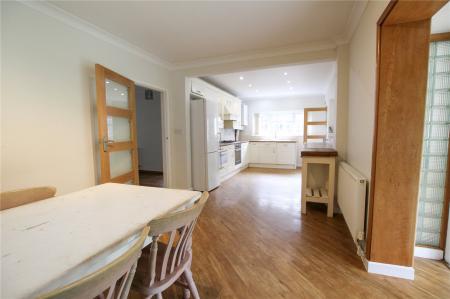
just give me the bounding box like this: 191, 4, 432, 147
248, 141, 297, 169
219, 142, 249, 183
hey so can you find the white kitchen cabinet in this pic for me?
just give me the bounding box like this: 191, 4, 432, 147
249, 142, 259, 163
276, 142, 297, 165
259, 142, 277, 164
241, 142, 249, 166
249, 141, 297, 169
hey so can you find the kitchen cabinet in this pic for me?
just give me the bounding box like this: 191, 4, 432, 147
249, 141, 297, 169
259, 142, 277, 164
249, 142, 260, 163
241, 142, 249, 166
276, 143, 297, 165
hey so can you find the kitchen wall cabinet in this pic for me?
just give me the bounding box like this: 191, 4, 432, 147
191, 78, 246, 129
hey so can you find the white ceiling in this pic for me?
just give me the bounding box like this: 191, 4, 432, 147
49, 1, 359, 65
431, 2, 450, 34
204, 61, 336, 99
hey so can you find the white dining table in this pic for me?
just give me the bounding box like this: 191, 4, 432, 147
1, 183, 201, 299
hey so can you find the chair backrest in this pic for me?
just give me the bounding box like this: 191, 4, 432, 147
0, 186, 57, 211
39, 226, 150, 299
133, 192, 209, 293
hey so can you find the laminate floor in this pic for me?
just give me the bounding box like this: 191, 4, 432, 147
131, 168, 450, 298
139, 171, 164, 188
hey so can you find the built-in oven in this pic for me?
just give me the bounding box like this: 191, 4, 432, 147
234, 143, 241, 165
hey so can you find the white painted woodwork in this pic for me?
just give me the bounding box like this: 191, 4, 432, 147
190, 78, 242, 129
301, 156, 336, 217
1, 183, 201, 299
248, 141, 297, 168
241, 142, 249, 166
337, 162, 367, 243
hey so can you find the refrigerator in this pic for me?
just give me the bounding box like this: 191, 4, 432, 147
191, 98, 220, 191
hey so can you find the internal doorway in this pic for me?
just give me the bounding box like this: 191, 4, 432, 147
135, 85, 164, 187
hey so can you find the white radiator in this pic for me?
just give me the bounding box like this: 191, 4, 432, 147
338, 162, 368, 243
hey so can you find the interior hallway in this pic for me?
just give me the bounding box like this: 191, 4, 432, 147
139, 168, 450, 298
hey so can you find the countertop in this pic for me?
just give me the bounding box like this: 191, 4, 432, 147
248, 140, 297, 143
220, 141, 249, 146
300, 143, 337, 157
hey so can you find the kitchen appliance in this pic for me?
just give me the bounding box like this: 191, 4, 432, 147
219, 149, 228, 169
190, 97, 220, 191
234, 143, 241, 165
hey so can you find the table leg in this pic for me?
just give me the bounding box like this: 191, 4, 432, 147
327, 159, 335, 218
301, 161, 308, 214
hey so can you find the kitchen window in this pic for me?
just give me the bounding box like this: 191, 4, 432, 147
253, 111, 304, 137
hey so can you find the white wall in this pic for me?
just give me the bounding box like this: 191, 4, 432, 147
346, 0, 389, 179
325, 67, 337, 146
135, 86, 163, 172
1, 1, 170, 194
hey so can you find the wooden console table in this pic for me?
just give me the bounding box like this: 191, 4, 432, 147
301, 144, 338, 217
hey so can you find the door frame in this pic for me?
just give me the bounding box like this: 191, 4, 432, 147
134, 80, 172, 188
366, 0, 448, 267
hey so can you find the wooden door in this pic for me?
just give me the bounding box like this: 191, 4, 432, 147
95, 64, 139, 184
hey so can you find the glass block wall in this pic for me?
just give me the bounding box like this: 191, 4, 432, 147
416, 41, 450, 247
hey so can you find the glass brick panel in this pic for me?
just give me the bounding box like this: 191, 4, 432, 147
416, 41, 450, 247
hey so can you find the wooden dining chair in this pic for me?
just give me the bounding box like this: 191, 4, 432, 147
0, 186, 57, 211
132, 192, 209, 299
39, 226, 150, 299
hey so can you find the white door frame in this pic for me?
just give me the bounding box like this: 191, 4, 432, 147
134, 80, 172, 188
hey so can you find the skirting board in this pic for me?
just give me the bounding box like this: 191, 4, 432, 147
361, 256, 415, 280
414, 246, 444, 260
249, 163, 296, 169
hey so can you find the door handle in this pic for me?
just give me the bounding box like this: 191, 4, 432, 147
102, 137, 114, 152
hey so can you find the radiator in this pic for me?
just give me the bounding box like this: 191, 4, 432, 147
338, 162, 368, 243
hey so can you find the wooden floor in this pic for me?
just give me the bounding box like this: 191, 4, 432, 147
139, 171, 164, 188
132, 168, 450, 298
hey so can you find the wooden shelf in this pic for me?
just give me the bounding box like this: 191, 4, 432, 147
306, 121, 327, 126
305, 188, 328, 203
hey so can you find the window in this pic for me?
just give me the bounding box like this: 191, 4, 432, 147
253, 111, 304, 137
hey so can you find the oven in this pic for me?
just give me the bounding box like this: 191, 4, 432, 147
234, 143, 241, 165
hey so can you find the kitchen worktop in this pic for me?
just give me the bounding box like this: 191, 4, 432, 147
220, 141, 249, 146
248, 140, 297, 143
300, 143, 337, 157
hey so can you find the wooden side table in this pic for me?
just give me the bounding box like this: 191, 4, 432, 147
301, 145, 338, 217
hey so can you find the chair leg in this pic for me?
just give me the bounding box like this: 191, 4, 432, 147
183, 288, 191, 299
183, 270, 200, 299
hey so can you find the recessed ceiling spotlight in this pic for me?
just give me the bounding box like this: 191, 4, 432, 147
239, 76, 244, 80
289, 87, 294, 90
121, 93, 125, 96
248, 84, 252, 88
106, 81, 110, 84
255, 89, 259, 92
284, 72, 288, 76
287, 80, 291, 84
114, 88, 118, 91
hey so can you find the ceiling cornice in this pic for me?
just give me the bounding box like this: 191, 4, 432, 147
19, 0, 367, 72
171, 39, 338, 71
18, 0, 172, 69
334, 0, 368, 44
